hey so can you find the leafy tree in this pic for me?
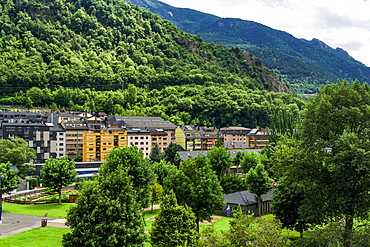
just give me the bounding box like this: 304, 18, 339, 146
0, 137, 36, 178
102, 146, 155, 208
240, 151, 260, 173
220, 175, 246, 194
150, 182, 163, 212
245, 164, 271, 216
207, 146, 233, 178
151, 160, 176, 186
40, 157, 77, 204
269, 106, 300, 145
149, 143, 163, 163
63, 167, 146, 246
150, 191, 198, 247
301, 80, 370, 146
215, 133, 223, 147
198, 207, 289, 247
164, 155, 224, 231
272, 178, 308, 238
0, 162, 20, 223
164, 142, 181, 162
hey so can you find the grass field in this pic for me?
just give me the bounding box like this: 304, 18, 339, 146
2, 202, 73, 218
0, 227, 70, 247
2, 202, 301, 246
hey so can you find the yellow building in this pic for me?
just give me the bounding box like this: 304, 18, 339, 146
83, 129, 127, 162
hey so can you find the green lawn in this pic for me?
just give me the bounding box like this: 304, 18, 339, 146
2, 202, 73, 218
0, 227, 70, 247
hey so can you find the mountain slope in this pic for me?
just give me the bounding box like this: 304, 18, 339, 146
0, 0, 285, 94
126, 0, 370, 93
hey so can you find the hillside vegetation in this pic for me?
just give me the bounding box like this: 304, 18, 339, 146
126, 0, 370, 93
0, 0, 285, 93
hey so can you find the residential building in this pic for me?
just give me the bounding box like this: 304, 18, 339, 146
246, 127, 270, 149
175, 125, 219, 151
127, 128, 151, 157
220, 126, 251, 148
0, 121, 66, 163
107, 116, 176, 152
223, 189, 274, 216
82, 128, 127, 162
61, 120, 88, 159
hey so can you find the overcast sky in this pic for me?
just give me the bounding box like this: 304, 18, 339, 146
160, 0, 370, 67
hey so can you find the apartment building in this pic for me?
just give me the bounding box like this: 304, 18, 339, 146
247, 127, 270, 149
61, 120, 88, 160
82, 128, 128, 162
107, 116, 176, 153
127, 128, 151, 157
0, 121, 66, 163
175, 125, 219, 151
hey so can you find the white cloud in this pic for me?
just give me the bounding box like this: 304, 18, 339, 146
160, 0, 370, 66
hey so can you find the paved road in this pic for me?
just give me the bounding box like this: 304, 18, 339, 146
0, 213, 67, 239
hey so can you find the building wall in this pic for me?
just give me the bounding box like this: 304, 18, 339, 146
82, 130, 127, 162
175, 127, 186, 150
127, 133, 151, 157
65, 130, 84, 159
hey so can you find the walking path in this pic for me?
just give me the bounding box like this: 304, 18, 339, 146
0, 213, 67, 239
0, 204, 159, 239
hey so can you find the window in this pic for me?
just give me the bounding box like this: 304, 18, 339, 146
120, 137, 125, 139
89, 148, 93, 151
59, 143, 63, 146
140, 137, 144, 139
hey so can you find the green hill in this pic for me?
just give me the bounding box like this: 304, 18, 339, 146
0, 0, 285, 94
126, 0, 370, 93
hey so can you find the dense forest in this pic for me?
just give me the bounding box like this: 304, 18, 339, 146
1, 84, 304, 128
126, 0, 370, 93
0, 0, 285, 93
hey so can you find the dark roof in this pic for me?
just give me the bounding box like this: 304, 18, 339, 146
107, 116, 176, 130
224, 189, 274, 206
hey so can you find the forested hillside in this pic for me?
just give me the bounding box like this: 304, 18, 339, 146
126, 0, 370, 93
1, 84, 304, 128
0, 0, 284, 93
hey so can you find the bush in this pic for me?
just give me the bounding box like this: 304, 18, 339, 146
26, 178, 38, 189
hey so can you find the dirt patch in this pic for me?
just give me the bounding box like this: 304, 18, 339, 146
146, 215, 223, 225
199, 216, 222, 225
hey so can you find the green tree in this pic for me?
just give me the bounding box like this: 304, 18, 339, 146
272, 178, 308, 238
164, 142, 181, 162
0, 162, 20, 223
220, 175, 246, 194
63, 167, 146, 246
102, 146, 155, 208
240, 151, 260, 174
151, 160, 175, 186
40, 157, 77, 204
164, 155, 224, 231
269, 106, 300, 145
245, 164, 271, 216
301, 80, 370, 146
150, 191, 198, 247
207, 146, 233, 178
0, 137, 36, 177
150, 182, 163, 212
198, 207, 289, 247
149, 143, 163, 163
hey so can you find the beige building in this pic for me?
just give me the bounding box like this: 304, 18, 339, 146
220, 126, 251, 148
61, 120, 88, 159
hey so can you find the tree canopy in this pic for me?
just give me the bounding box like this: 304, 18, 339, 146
63, 167, 146, 246
102, 146, 155, 208
0, 137, 36, 177
41, 157, 77, 204
164, 155, 224, 230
